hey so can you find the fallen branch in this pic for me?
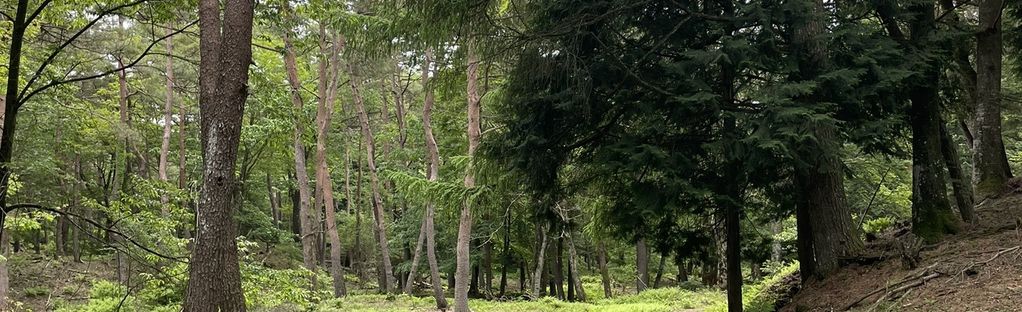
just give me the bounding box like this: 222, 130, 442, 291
844, 263, 940, 310
956, 245, 1021, 278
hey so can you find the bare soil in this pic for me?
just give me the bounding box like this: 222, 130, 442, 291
783, 193, 1022, 312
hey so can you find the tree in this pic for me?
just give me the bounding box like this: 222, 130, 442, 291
280, 1, 320, 287
411, 48, 448, 309
159, 25, 176, 214
183, 0, 253, 309
973, 0, 1011, 199
346, 35, 397, 293
874, 0, 960, 242
454, 39, 483, 312
314, 23, 346, 298
790, 0, 863, 279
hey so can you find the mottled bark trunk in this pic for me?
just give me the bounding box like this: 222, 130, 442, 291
455, 41, 482, 312
184, 0, 252, 309
267, 174, 280, 227
973, 0, 1011, 199
281, 12, 319, 288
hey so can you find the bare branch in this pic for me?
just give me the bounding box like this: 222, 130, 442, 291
18, 19, 199, 107
17, 0, 150, 105
5, 203, 188, 263
25, 0, 52, 26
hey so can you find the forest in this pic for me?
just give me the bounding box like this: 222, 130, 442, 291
2, 0, 1022, 311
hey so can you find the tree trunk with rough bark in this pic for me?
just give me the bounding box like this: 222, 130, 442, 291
973, 0, 1011, 199
790, 0, 864, 280
183, 0, 252, 309
907, 1, 960, 242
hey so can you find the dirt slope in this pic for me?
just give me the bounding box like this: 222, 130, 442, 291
783, 193, 1022, 312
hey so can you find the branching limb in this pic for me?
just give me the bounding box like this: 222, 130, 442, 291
5, 203, 188, 263
18, 0, 151, 105
18, 19, 199, 107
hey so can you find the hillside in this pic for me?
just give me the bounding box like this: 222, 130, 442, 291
784, 192, 1022, 311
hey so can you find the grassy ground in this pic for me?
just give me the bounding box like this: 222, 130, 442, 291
315, 287, 724, 312
314, 264, 797, 312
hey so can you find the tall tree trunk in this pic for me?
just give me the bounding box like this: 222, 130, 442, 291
565, 228, 586, 302
597, 241, 612, 298
0, 226, 8, 311
455, 41, 482, 312
159, 26, 175, 214
72, 154, 83, 263
498, 205, 511, 297
907, 1, 960, 242
0, 11, 28, 306
531, 222, 549, 298
941, 122, 975, 222
790, 0, 863, 280
973, 0, 1011, 199
281, 9, 319, 288
519, 258, 527, 293
554, 236, 565, 299
469, 263, 480, 297
635, 238, 649, 293
421, 49, 447, 309
484, 241, 494, 296
316, 25, 346, 297
184, 0, 252, 309
114, 15, 132, 286
653, 253, 666, 288
404, 215, 428, 294
267, 174, 281, 227
344, 37, 396, 293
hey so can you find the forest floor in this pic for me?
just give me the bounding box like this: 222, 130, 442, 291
784, 192, 1022, 311
314, 289, 723, 312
